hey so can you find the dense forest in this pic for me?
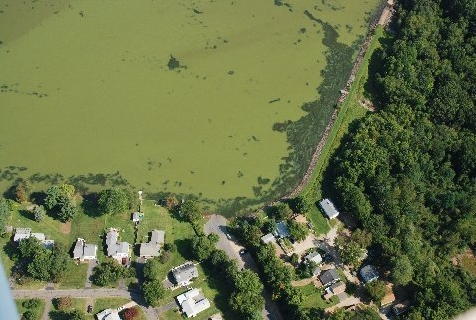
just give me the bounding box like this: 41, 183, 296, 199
333, 0, 476, 318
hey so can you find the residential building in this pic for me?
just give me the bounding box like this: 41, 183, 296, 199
360, 265, 379, 283
274, 221, 290, 239
304, 251, 322, 264
171, 262, 199, 287
176, 288, 211, 318
319, 198, 339, 219
393, 300, 411, 316
106, 228, 130, 264
95, 308, 120, 320
324, 281, 346, 299
139, 230, 165, 258
13, 227, 54, 248
319, 268, 340, 286
73, 238, 98, 261
261, 233, 276, 244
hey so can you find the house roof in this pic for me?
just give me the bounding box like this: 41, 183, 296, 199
261, 233, 276, 244
172, 262, 198, 284
132, 212, 140, 221
330, 281, 346, 294
360, 265, 379, 283
96, 308, 121, 320
393, 300, 411, 315
84, 243, 98, 258
320, 269, 340, 286
106, 229, 129, 257
275, 221, 290, 238
31, 233, 46, 241
140, 243, 160, 257
176, 288, 210, 318
305, 251, 322, 264
150, 230, 165, 244
13, 228, 31, 242
312, 267, 322, 276
73, 239, 85, 259
319, 198, 339, 219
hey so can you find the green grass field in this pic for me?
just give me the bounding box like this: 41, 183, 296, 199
0, 0, 383, 212
299, 283, 338, 310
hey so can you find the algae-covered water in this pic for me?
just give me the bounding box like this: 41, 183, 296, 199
0, 0, 382, 213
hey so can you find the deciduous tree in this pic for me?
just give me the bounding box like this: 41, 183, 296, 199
180, 200, 201, 223
98, 188, 130, 215
142, 279, 165, 307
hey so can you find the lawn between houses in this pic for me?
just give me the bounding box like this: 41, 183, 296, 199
2, 198, 229, 318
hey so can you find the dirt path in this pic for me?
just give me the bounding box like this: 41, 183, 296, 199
41, 298, 52, 320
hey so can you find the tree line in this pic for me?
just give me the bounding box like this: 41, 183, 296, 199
332, 0, 476, 318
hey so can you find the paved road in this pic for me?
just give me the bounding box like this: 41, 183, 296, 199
12, 288, 158, 320
204, 214, 244, 268
204, 214, 283, 320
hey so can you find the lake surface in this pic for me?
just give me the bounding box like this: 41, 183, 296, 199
0, 0, 382, 214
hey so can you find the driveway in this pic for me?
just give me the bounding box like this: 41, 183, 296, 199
204, 214, 283, 320
85, 259, 97, 288
203, 214, 244, 268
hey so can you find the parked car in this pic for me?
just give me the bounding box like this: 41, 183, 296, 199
239, 249, 247, 255
225, 233, 232, 240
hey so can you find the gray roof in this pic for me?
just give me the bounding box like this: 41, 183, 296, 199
261, 233, 276, 244
360, 265, 379, 283
13, 228, 31, 242
320, 268, 340, 286
73, 238, 97, 259
150, 230, 165, 244
319, 198, 339, 219
305, 251, 322, 264
132, 212, 140, 221
83, 243, 97, 257
106, 229, 129, 256
172, 262, 198, 284
140, 243, 160, 257
73, 239, 85, 259
275, 221, 290, 238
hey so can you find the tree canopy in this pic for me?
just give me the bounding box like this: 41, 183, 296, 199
98, 188, 130, 215
332, 0, 476, 317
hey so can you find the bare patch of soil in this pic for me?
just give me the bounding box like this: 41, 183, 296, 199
60, 221, 71, 234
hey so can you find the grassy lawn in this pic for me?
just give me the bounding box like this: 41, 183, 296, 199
299, 283, 338, 310
15, 298, 45, 320
307, 206, 330, 236
93, 297, 131, 313
58, 263, 88, 289
461, 255, 476, 277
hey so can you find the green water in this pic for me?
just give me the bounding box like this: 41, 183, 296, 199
0, 0, 382, 213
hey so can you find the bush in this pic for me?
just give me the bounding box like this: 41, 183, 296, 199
54, 296, 72, 311
22, 299, 40, 310
122, 307, 139, 320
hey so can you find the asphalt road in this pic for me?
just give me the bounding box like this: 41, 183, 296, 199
204, 214, 283, 320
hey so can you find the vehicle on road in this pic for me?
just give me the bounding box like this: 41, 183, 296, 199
239, 249, 247, 255
225, 233, 232, 240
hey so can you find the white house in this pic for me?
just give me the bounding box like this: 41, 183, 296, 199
95, 308, 120, 320
304, 251, 322, 264
73, 238, 98, 261
319, 198, 339, 219
13, 228, 54, 248
176, 288, 211, 318
171, 262, 199, 287
106, 228, 130, 264
139, 230, 165, 258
